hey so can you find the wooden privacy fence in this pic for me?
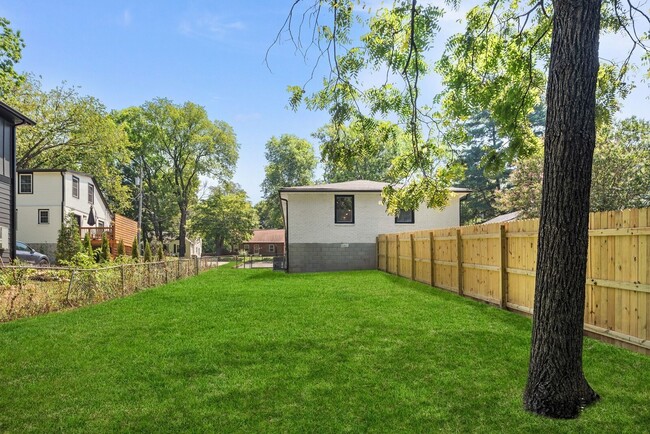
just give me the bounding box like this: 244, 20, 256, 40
377, 207, 650, 355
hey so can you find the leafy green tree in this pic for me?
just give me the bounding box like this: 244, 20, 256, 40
112, 107, 179, 241
119, 99, 238, 257
191, 184, 259, 254
56, 214, 82, 263
116, 239, 125, 257
131, 236, 140, 261
143, 239, 152, 262
7, 75, 132, 212
257, 134, 316, 228
498, 118, 650, 217
314, 120, 406, 183
0, 18, 25, 97
100, 233, 111, 263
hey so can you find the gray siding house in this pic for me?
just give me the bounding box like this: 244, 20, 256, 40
0, 101, 34, 262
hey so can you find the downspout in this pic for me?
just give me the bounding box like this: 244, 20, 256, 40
9, 126, 16, 261
61, 172, 65, 223
279, 193, 289, 272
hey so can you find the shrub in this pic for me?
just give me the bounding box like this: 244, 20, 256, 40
83, 233, 94, 259
157, 244, 164, 261
56, 214, 82, 263
116, 239, 125, 257
131, 236, 140, 261
100, 233, 111, 263
144, 239, 152, 262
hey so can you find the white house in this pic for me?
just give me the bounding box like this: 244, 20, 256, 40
16, 169, 113, 261
279, 180, 470, 273
167, 237, 203, 258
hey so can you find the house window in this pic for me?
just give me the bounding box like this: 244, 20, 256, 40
395, 209, 415, 224
243, 244, 249, 252
18, 173, 33, 194
72, 176, 79, 198
335, 195, 354, 224
254, 244, 260, 254
97, 219, 104, 228
38, 209, 50, 224
88, 184, 94, 204
269, 244, 275, 253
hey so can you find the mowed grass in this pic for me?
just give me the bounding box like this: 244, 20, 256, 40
1, 269, 649, 433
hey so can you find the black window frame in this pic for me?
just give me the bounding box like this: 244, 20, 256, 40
72, 176, 80, 198
334, 194, 355, 224
38, 209, 50, 224
88, 183, 94, 204
395, 209, 415, 224
18, 173, 33, 194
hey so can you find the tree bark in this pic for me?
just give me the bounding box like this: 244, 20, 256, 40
178, 207, 187, 258
523, 0, 602, 419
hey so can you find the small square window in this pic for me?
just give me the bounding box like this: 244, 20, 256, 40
335, 195, 354, 224
395, 209, 415, 224
18, 173, 33, 194
88, 184, 94, 204
38, 209, 49, 224
269, 244, 276, 253
72, 176, 79, 198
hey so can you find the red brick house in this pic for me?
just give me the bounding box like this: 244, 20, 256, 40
241, 229, 285, 256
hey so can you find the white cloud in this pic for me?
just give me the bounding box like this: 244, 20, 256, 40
179, 12, 245, 40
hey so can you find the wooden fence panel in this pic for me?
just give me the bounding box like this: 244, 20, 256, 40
432, 227, 459, 293
376, 207, 650, 355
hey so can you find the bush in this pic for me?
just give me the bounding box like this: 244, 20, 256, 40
157, 244, 164, 261
131, 236, 140, 261
83, 233, 94, 259
116, 239, 125, 257
144, 239, 152, 262
56, 214, 82, 263
100, 232, 111, 263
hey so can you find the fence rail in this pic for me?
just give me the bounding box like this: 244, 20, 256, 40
0, 257, 220, 322
377, 207, 650, 355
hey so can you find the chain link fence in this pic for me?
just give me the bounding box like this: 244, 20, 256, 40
0, 258, 220, 322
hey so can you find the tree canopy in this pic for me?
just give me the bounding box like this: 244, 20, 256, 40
0, 17, 25, 96
257, 134, 316, 229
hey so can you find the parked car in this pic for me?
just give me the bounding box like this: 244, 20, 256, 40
16, 242, 49, 266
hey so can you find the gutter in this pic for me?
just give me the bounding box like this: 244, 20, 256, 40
279, 193, 289, 272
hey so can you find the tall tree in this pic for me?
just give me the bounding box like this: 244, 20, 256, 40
257, 134, 316, 228
497, 117, 650, 217
7, 75, 132, 211
112, 107, 179, 241
277, 0, 649, 419
0, 17, 25, 97
314, 120, 406, 183
137, 99, 238, 257
191, 184, 258, 254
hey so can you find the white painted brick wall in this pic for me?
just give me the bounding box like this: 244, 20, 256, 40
283, 191, 463, 244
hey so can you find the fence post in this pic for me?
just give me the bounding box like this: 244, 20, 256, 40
195, 257, 199, 275
499, 224, 508, 309
429, 231, 435, 287
396, 234, 401, 277
121, 265, 125, 294
456, 228, 464, 296
177, 259, 180, 279
147, 263, 151, 287
66, 270, 76, 305
410, 233, 416, 280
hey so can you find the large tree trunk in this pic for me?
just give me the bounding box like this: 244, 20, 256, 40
523, 0, 602, 419
178, 207, 187, 258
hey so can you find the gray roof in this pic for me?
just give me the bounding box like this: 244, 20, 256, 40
279, 180, 472, 193
482, 211, 522, 224
0, 100, 35, 126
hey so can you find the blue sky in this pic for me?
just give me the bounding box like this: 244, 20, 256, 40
2, 1, 648, 203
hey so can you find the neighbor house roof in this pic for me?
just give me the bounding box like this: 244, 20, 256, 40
279, 180, 472, 194
245, 229, 285, 244
482, 211, 522, 224
0, 101, 35, 126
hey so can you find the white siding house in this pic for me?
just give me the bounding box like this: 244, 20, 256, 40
16, 169, 113, 261
167, 237, 203, 258
279, 180, 470, 273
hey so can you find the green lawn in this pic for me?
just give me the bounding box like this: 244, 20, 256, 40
1, 268, 649, 433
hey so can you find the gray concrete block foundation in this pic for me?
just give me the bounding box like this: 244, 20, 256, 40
287, 243, 376, 273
